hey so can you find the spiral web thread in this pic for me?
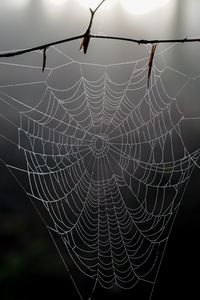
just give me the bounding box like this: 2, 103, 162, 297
0, 43, 200, 299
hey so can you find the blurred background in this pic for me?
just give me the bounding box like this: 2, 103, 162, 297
0, 0, 200, 299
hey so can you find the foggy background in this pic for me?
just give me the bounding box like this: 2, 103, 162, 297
0, 0, 200, 299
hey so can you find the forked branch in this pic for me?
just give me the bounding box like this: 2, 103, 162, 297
80, 0, 106, 54
0, 0, 200, 85
1, 36, 199, 59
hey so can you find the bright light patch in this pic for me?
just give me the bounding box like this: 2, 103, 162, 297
42, 0, 68, 15
121, 0, 171, 15
49, 0, 67, 5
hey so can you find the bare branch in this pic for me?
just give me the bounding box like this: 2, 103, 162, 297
0, 1, 198, 96
90, 35, 198, 45
0, 35, 200, 60
80, 9, 94, 54
80, 0, 106, 54
0, 34, 83, 58
94, 0, 106, 14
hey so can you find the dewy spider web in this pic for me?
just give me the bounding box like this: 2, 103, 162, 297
0, 41, 200, 300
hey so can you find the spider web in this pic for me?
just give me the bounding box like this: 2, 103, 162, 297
0, 41, 200, 300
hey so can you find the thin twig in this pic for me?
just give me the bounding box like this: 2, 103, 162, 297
0, 35, 84, 58
90, 35, 198, 44
0, 35, 199, 59
94, 0, 106, 14
80, 0, 106, 54
80, 10, 94, 54
42, 47, 47, 72
147, 44, 158, 88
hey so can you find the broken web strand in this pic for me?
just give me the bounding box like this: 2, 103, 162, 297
0, 42, 200, 300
